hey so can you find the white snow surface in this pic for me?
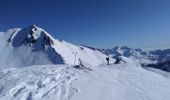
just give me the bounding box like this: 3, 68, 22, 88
1, 25, 170, 100
0, 63, 170, 100
0, 25, 109, 68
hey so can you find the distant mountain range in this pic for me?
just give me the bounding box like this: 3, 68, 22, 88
100, 46, 170, 71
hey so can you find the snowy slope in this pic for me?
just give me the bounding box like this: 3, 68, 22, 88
0, 25, 63, 68
0, 63, 170, 100
0, 25, 109, 68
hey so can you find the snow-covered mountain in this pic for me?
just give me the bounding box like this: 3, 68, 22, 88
0, 25, 110, 68
102, 46, 170, 61
1, 25, 170, 100
149, 49, 170, 62
101, 46, 170, 71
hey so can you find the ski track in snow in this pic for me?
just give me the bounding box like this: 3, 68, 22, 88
0, 65, 78, 100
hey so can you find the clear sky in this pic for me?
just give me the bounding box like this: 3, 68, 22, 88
0, 0, 170, 49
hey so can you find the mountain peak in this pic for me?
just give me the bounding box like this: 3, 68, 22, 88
30, 24, 37, 28
26, 24, 39, 32
0, 25, 109, 67
120, 46, 130, 50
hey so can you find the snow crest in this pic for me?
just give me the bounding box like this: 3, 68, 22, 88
0, 25, 109, 68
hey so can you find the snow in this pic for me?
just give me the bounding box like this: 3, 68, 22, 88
0, 25, 110, 68
0, 65, 78, 100
102, 46, 162, 66
0, 63, 170, 100
72, 64, 170, 100
52, 41, 109, 66
0, 25, 170, 100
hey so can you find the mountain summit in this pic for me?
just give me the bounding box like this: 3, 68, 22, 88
0, 25, 109, 68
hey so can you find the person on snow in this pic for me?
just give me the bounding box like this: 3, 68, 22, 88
106, 57, 110, 65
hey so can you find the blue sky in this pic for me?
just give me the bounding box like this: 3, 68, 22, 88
0, 0, 170, 49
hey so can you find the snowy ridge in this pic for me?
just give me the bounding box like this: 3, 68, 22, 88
0, 25, 109, 68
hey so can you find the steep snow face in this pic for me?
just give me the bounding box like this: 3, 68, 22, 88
0, 25, 64, 68
0, 64, 170, 100
0, 25, 108, 68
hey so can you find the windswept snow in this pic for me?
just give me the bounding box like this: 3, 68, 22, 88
0, 65, 78, 100
0, 64, 170, 100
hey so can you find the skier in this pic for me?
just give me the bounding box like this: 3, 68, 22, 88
106, 57, 110, 65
